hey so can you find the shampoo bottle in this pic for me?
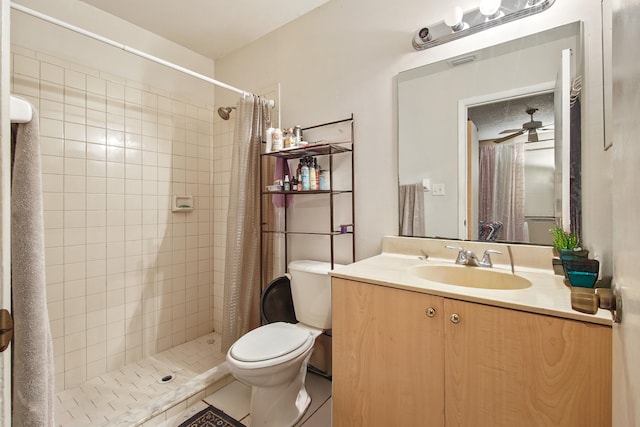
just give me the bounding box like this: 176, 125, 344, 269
309, 157, 317, 190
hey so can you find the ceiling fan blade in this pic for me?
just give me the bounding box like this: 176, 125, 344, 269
499, 128, 523, 134
494, 129, 525, 143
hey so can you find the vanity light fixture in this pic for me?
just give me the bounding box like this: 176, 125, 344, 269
412, 0, 556, 51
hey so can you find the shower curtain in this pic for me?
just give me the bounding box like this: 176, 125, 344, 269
221, 95, 272, 351
478, 143, 526, 242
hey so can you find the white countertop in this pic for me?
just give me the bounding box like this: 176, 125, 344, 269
330, 252, 613, 326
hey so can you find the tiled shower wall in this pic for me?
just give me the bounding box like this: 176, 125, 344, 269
11, 46, 216, 392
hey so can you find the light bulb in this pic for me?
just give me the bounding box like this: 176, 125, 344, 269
479, 0, 502, 19
444, 6, 467, 32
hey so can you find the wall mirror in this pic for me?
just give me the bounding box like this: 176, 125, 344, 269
398, 21, 583, 245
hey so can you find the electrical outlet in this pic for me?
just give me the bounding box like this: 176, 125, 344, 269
432, 183, 445, 196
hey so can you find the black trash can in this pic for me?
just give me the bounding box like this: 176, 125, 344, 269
260, 275, 298, 325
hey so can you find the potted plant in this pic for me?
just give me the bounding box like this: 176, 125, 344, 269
550, 226, 579, 255
549, 226, 587, 275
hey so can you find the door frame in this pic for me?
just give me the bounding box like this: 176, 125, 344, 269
1, 0, 12, 425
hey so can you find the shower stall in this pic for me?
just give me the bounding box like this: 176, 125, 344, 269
4, 2, 278, 424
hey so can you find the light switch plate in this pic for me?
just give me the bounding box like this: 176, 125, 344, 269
432, 183, 445, 196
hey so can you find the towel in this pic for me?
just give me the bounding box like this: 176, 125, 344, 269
399, 183, 425, 236
11, 108, 55, 426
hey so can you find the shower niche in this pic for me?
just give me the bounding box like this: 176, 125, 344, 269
259, 115, 355, 284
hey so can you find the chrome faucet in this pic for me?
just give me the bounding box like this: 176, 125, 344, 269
446, 245, 476, 265
446, 245, 501, 268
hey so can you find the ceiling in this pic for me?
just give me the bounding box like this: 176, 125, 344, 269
467, 92, 555, 142
79, 0, 330, 60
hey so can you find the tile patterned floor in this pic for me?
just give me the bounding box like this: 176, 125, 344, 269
55, 332, 229, 427
54, 331, 332, 426
157, 372, 333, 427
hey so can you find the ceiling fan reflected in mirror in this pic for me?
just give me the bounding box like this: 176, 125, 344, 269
494, 107, 553, 143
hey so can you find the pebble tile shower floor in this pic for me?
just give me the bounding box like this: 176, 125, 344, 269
55, 332, 229, 426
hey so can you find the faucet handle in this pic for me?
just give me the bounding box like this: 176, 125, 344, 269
445, 245, 466, 264
480, 249, 502, 267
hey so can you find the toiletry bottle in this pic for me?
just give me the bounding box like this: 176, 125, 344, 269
309, 157, 317, 190
314, 158, 320, 189
319, 168, 330, 190
301, 159, 310, 191
272, 128, 283, 151
283, 174, 290, 192
296, 161, 302, 184
265, 127, 274, 153
294, 125, 302, 144
291, 176, 298, 191
286, 128, 296, 148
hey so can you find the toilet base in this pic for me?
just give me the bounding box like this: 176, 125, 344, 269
248, 352, 312, 427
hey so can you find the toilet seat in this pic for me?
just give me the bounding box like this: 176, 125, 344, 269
228, 322, 314, 369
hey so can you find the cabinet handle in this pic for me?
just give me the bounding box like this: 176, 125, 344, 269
450, 313, 461, 324
425, 307, 436, 318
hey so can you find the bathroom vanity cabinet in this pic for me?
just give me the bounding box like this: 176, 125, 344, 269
332, 278, 612, 427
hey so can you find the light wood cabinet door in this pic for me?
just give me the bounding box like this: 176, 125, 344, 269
444, 298, 612, 427
332, 278, 445, 427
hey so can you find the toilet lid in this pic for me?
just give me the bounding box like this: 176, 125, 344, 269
230, 322, 311, 363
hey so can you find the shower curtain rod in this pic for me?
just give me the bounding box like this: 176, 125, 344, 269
10, 2, 275, 108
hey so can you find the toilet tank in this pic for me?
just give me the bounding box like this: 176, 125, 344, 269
288, 260, 342, 330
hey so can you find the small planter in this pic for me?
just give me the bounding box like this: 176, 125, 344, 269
558, 248, 589, 258
563, 258, 600, 288
553, 249, 590, 276
552, 258, 564, 276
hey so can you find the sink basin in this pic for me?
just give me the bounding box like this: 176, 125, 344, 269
410, 264, 532, 290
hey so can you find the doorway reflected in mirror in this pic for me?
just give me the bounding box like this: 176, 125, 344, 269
468, 92, 556, 245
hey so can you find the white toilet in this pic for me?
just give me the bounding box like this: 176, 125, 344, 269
226, 260, 338, 427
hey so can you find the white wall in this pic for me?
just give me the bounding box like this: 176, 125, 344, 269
215, 0, 612, 266
524, 148, 556, 218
